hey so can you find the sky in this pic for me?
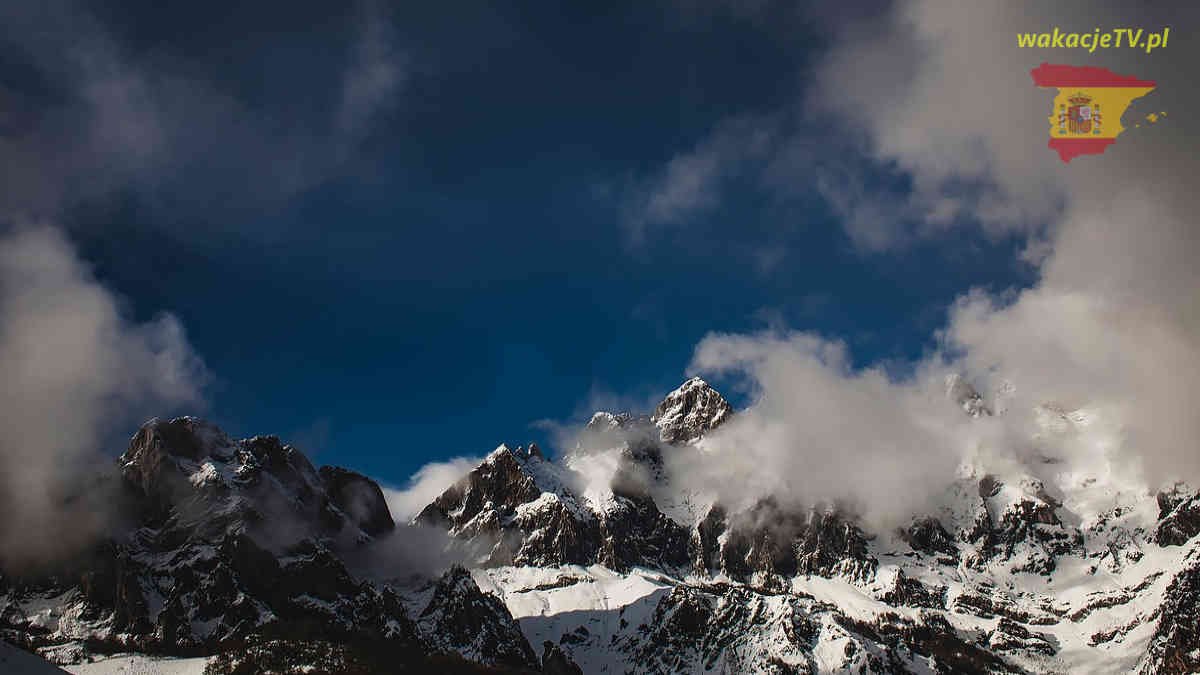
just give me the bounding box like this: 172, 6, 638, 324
1, 0, 1194, 509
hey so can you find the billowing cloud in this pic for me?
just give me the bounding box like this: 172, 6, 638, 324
808, 2, 1065, 243
668, 331, 967, 526
383, 455, 482, 523
840, 1, 1200, 489
0, 225, 207, 569
634, 1, 1200, 519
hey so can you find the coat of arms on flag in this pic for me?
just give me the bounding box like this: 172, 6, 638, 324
1061, 94, 1100, 135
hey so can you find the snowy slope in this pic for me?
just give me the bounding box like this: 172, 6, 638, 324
64, 654, 209, 675
7, 377, 1200, 674
415, 377, 1200, 674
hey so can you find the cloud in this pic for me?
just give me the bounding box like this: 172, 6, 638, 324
836, 0, 1200, 489
0, 0, 406, 229
0, 0, 411, 570
807, 2, 1066, 245
622, 115, 776, 243
383, 456, 482, 523
670, 330, 969, 526
653, 0, 1200, 518
638, 3, 1175, 253
336, 1, 406, 158
0, 225, 208, 569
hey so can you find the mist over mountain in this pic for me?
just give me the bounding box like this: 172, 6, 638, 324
1, 0, 1198, 674
5, 372, 1200, 673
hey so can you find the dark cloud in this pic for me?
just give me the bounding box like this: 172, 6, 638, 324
0, 0, 405, 229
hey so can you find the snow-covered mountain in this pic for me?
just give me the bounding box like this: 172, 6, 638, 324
0, 417, 539, 673
416, 378, 1200, 674
4, 378, 1200, 673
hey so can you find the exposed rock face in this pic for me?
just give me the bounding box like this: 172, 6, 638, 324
441, 380, 1200, 673
417, 566, 538, 670
320, 466, 396, 538
879, 570, 946, 610
900, 516, 958, 560
651, 377, 733, 443
595, 493, 690, 571
960, 475, 1081, 575
1140, 548, 1200, 674
415, 445, 599, 567
540, 640, 583, 675
0, 418, 532, 672
691, 504, 728, 574
420, 381, 877, 585
1154, 483, 1200, 546
415, 446, 543, 533
415, 440, 692, 573
691, 499, 877, 585
612, 582, 1025, 674
622, 584, 828, 673
7, 378, 1200, 674
987, 617, 1057, 656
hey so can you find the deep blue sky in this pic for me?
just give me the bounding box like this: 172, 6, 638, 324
4, 1, 1034, 485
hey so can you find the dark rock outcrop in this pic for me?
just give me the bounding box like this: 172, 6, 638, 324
1154, 484, 1200, 547
880, 571, 946, 610
1139, 552, 1200, 674
987, 617, 1057, 656
596, 493, 690, 572
320, 466, 395, 538
540, 641, 583, 675
900, 516, 958, 560
418, 566, 538, 670
0, 418, 527, 671
651, 377, 733, 444
697, 498, 877, 584
417, 442, 691, 572
415, 446, 599, 567
415, 448, 543, 532
962, 476, 1081, 575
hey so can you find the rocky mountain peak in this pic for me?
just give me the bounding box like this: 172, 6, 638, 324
585, 411, 636, 432
319, 466, 395, 538
0, 418, 495, 668
417, 565, 539, 670
1155, 483, 1200, 546
651, 376, 733, 444
10, 399, 1200, 673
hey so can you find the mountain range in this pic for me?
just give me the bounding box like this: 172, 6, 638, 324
3, 377, 1199, 674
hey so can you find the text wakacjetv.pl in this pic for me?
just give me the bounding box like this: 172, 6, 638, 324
1018, 27, 1170, 54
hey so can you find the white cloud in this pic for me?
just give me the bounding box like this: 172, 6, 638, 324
383, 455, 481, 523
623, 116, 776, 243
0, 225, 207, 569
658, 0, 1200, 516
849, 1, 1200, 489
671, 331, 968, 526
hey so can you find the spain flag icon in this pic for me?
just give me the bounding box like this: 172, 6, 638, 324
1031, 63, 1156, 163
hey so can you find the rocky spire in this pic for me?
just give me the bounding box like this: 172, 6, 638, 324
651, 377, 733, 444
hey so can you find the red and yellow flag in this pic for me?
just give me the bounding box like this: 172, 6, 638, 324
1030, 63, 1156, 163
